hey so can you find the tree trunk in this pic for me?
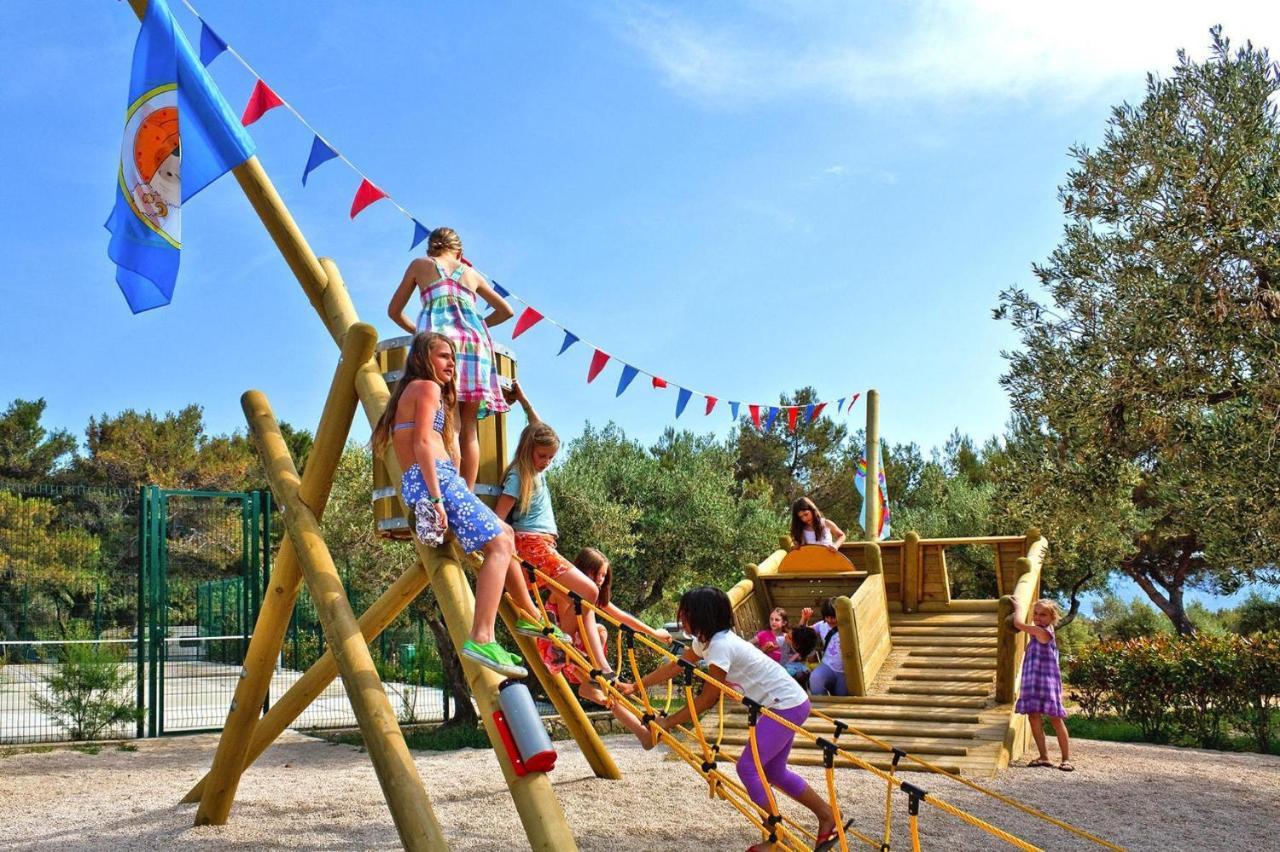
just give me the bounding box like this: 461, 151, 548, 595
1058, 569, 1096, 628
1123, 552, 1196, 636
629, 574, 667, 618
423, 602, 477, 728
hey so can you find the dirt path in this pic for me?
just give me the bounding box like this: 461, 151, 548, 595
0, 731, 1276, 850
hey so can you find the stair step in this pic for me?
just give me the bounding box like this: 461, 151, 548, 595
713, 748, 961, 773
895, 670, 994, 683
893, 636, 997, 648
891, 624, 998, 636
902, 657, 996, 670
907, 647, 997, 658
890, 613, 996, 626
818, 694, 989, 709
919, 600, 999, 613
717, 705, 983, 724
890, 683, 992, 696
706, 718, 980, 739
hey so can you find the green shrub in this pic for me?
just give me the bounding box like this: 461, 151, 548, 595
1237, 595, 1280, 635
30, 643, 141, 741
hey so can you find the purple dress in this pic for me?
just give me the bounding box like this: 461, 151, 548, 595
1015, 625, 1067, 718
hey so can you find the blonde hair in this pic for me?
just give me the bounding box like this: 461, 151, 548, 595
1031, 598, 1061, 626
769, 607, 790, 628
371, 333, 458, 456
427, 226, 462, 258
502, 422, 560, 515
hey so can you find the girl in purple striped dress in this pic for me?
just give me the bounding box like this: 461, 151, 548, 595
1013, 598, 1073, 771
388, 227, 512, 489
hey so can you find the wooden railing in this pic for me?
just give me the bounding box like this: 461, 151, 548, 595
834, 544, 890, 695
877, 532, 1043, 613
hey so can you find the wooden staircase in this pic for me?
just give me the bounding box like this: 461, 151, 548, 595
701, 601, 1018, 776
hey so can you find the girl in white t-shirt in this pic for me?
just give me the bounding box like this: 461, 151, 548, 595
614, 587, 837, 852
789, 496, 846, 551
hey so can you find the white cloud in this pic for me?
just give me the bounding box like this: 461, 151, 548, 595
618, 1, 1280, 105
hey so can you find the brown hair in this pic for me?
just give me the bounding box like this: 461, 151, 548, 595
790, 496, 827, 548
573, 547, 612, 608
1031, 598, 1062, 627
502, 422, 560, 515
427, 226, 462, 258
371, 333, 457, 456
769, 607, 790, 629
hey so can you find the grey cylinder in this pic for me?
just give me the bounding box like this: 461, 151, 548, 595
498, 679, 556, 772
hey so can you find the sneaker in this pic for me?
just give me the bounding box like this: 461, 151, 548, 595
461, 640, 528, 679
515, 617, 570, 643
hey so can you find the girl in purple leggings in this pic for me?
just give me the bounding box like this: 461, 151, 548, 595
614, 587, 838, 852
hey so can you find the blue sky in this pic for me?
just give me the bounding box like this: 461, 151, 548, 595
2, 2, 1278, 609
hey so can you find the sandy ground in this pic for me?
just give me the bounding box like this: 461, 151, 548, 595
0, 731, 1277, 851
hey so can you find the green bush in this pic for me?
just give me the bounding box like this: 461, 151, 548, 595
30, 643, 141, 741
1066, 632, 1280, 752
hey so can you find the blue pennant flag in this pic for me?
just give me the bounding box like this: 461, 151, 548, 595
557, 330, 579, 355
409, 220, 430, 251
106, 0, 255, 313
302, 135, 338, 185
492, 281, 510, 298
837, 397, 845, 414
729, 401, 740, 420
764, 406, 780, 431
805, 403, 816, 423
675, 388, 693, 418
198, 21, 227, 66
616, 365, 639, 397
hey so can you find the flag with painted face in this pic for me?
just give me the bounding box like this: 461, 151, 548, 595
855, 457, 891, 540
105, 0, 255, 313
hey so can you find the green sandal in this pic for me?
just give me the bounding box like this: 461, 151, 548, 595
514, 617, 570, 643
461, 640, 528, 679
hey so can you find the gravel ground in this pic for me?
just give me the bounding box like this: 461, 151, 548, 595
0, 731, 1276, 850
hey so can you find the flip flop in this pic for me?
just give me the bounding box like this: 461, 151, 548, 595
1027, 757, 1053, 768
1059, 761, 1075, 772
814, 829, 840, 851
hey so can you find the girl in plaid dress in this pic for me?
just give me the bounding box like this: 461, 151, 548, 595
388, 227, 512, 489
1013, 598, 1073, 771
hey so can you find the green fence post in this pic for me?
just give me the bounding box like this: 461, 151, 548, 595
136, 485, 147, 739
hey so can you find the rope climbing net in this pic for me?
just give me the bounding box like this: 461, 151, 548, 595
514, 559, 1124, 852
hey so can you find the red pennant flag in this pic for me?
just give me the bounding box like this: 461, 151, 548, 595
587, 350, 609, 383
241, 79, 284, 126
811, 402, 827, 421
511, 307, 544, 339
848, 392, 861, 411
704, 396, 718, 416
749, 404, 761, 430
787, 407, 800, 432
652, 377, 668, 389
349, 178, 388, 219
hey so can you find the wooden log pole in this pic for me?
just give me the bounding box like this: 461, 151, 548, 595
902, 531, 921, 613
243, 390, 446, 851
834, 595, 866, 697
863, 389, 881, 542
183, 557, 432, 804
863, 541, 883, 575
195, 323, 376, 825
996, 556, 1034, 704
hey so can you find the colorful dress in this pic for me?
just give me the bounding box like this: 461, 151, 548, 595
1015, 626, 1067, 718
417, 260, 509, 419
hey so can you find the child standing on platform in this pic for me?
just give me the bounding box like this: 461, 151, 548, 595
789, 497, 846, 551
386, 226, 512, 490
1012, 598, 1073, 771
373, 332, 553, 679
613, 587, 838, 852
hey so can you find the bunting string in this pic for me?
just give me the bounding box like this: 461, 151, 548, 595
180, 0, 863, 430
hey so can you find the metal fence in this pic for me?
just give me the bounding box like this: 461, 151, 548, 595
1, 481, 454, 743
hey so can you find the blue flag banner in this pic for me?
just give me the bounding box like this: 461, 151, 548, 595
837, 398, 845, 414
616, 365, 639, 397
105, 0, 255, 313
805, 403, 816, 423
764, 406, 780, 431
410, 219, 430, 251
198, 21, 227, 66
675, 388, 693, 418
302, 135, 338, 185
557, 330, 578, 356
729, 401, 740, 420
492, 281, 510, 298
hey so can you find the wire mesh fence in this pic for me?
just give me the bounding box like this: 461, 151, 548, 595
1, 481, 455, 743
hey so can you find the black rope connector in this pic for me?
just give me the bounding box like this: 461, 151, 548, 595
568, 590, 585, 615
742, 696, 763, 726
641, 712, 657, 727
701, 760, 717, 773
765, 814, 782, 827
832, 719, 849, 740
891, 746, 907, 769
621, 624, 637, 648
879, 843, 890, 851
677, 657, 696, 686
816, 737, 838, 769
711, 743, 720, 754
520, 559, 539, 585
589, 668, 604, 680
900, 781, 928, 816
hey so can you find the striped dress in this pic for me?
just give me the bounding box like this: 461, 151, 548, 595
417, 261, 509, 419
1015, 625, 1067, 718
